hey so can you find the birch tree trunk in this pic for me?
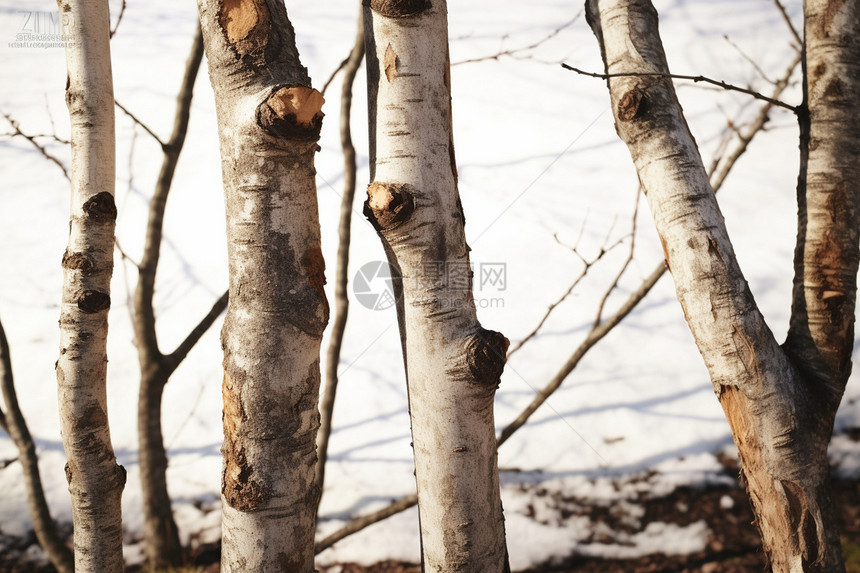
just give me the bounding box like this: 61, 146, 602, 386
586, 0, 858, 570
197, 1, 328, 570
56, 0, 126, 571
364, 1, 509, 570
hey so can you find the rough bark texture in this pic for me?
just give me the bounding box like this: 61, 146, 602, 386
0, 319, 74, 573
57, 1, 126, 571
197, 0, 328, 570
786, 0, 860, 409
364, 2, 509, 571
135, 25, 205, 569
586, 0, 855, 570
317, 9, 365, 511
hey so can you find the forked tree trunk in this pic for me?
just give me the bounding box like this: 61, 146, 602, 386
586, 0, 858, 570
363, 1, 509, 570
56, 0, 126, 571
197, 0, 328, 570
135, 26, 205, 569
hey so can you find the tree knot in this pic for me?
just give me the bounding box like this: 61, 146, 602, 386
466, 328, 509, 387
364, 181, 415, 232
257, 86, 325, 141
617, 87, 647, 122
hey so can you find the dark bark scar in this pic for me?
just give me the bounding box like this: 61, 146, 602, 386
617, 88, 646, 121
366, 0, 432, 18
82, 192, 117, 223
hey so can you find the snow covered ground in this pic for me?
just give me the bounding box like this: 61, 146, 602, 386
1, 0, 858, 569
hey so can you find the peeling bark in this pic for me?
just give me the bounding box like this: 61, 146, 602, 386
587, 0, 855, 570
364, 1, 509, 570
197, 0, 328, 570
56, 0, 125, 571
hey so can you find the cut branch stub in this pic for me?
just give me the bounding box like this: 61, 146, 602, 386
257, 86, 324, 141
365, 0, 432, 18
466, 328, 509, 387
364, 181, 415, 232
61, 251, 94, 274
219, 0, 271, 59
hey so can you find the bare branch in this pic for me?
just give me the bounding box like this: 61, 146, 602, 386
772, 0, 802, 46
317, 9, 365, 513
133, 27, 205, 568
711, 51, 800, 191
164, 290, 228, 375
722, 34, 775, 85
114, 237, 141, 269
115, 100, 167, 148
452, 13, 580, 66
315, 494, 418, 555
507, 231, 628, 359
592, 188, 641, 328
110, 0, 127, 39
0, 111, 70, 180
561, 63, 797, 112
321, 56, 350, 96
135, 24, 205, 364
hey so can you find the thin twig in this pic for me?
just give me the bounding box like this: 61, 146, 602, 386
772, 0, 803, 46
561, 64, 797, 112
114, 237, 141, 269
722, 35, 775, 85
321, 55, 351, 96
593, 188, 641, 328
507, 232, 628, 359
110, 0, 127, 39
452, 14, 580, 66
0, 111, 70, 180
115, 101, 166, 148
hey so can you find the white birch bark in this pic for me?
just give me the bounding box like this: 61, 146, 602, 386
364, 1, 509, 570
786, 0, 860, 398
56, 1, 125, 571
587, 0, 853, 570
197, 0, 328, 570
